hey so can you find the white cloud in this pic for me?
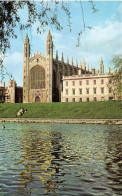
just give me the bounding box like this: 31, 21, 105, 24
3, 52, 23, 86
118, 3, 122, 15
56, 45, 69, 50
4, 52, 22, 67
59, 19, 122, 69
86, 21, 122, 55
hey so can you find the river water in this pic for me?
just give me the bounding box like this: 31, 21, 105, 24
0, 123, 122, 196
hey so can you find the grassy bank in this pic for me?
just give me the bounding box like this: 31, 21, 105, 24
0, 101, 121, 119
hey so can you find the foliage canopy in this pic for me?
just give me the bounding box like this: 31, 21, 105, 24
108, 55, 122, 100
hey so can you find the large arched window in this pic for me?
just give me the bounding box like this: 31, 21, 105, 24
30, 66, 45, 89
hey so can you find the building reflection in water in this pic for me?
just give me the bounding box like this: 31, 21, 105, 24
2, 123, 121, 195
17, 129, 63, 194
104, 126, 122, 195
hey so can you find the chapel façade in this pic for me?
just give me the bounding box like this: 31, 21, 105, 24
23, 30, 90, 103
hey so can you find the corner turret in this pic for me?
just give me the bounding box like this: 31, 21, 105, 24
23, 33, 30, 103
82, 58, 86, 70
46, 30, 53, 102
23, 33, 30, 58
46, 30, 53, 57
99, 57, 104, 74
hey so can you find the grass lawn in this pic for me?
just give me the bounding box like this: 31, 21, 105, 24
0, 101, 121, 119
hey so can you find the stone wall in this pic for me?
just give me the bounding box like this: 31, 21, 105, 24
0, 118, 121, 125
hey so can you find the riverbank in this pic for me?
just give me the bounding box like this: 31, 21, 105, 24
0, 101, 121, 119
0, 118, 122, 125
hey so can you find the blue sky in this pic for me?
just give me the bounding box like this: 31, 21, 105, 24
2, 1, 122, 86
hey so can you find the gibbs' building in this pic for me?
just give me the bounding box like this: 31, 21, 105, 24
23, 30, 90, 103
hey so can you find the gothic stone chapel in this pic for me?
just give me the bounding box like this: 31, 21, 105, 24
23, 30, 89, 103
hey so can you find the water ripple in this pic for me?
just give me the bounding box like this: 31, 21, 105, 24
0, 123, 122, 195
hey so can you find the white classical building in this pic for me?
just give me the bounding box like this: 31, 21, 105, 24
61, 58, 114, 102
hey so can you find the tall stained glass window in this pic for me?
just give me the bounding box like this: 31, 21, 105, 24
30, 66, 45, 89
